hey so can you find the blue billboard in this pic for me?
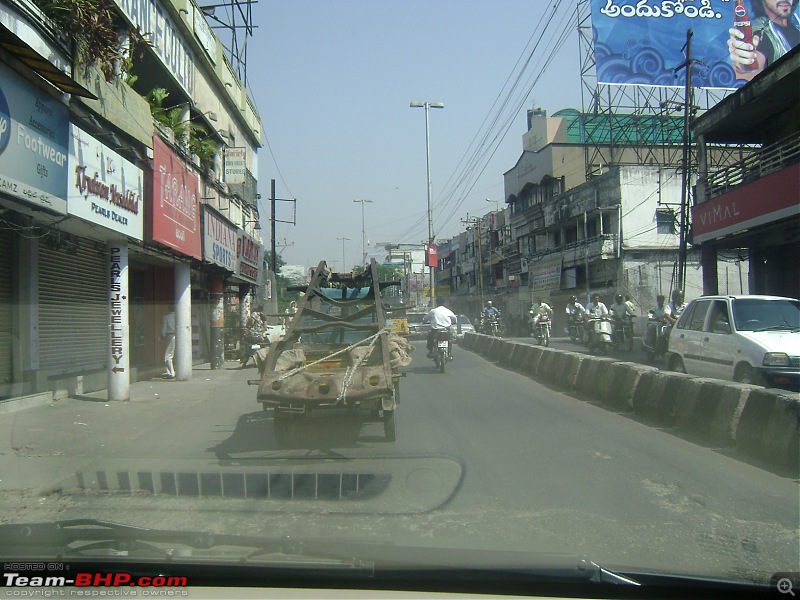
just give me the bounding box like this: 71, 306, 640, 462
590, 0, 800, 88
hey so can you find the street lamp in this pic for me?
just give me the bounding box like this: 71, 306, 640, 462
337, 236, 351, 272
486, 198, 500, 212
410, 101, 444, 304
353, 199, 373, 267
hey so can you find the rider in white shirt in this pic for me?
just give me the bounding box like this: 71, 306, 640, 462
529, 296, 553, 328
585, 293, 609, 318
424, 298, 457, 357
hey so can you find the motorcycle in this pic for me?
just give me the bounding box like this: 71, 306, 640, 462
531, 315, 551, 347
567, 313, 583, 342
584, 316, 614, 355
611, 314, 634, 352
641, 311, 671, 361
240, 328, 270, 369
482, 315, 502, 337
431, 328, 452, 373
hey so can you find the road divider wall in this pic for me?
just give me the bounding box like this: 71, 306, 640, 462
462, 333, 799, 470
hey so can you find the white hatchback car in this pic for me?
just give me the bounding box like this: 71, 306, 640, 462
666, 295, 800, 389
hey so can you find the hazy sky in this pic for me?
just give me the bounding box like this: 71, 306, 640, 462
246, 0, 583, 269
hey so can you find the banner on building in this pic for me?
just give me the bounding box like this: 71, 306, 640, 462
68, 125, 144, 240
529, 256, 563, 292
150, 135, 201, 259
202, 206, 238, 270
589, 0, 800, 88
224, 147, 246, 184
236, 231, 262, 284
0, 62, 68, 213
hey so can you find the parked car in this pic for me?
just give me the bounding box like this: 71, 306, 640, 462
666, 295, 800, 390
406, 311, 431, 339
454, 314, 476, 339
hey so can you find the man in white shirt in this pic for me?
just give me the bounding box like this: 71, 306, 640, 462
585, 293, 609, 318
161, 304, 176, 379
424, 298, 457, 358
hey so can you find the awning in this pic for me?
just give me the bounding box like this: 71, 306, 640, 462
0, 24, 96, 99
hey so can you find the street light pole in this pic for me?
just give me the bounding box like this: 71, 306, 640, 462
337, 236, 351, 272
410, 101, 444, 305
353, 199, 373, 268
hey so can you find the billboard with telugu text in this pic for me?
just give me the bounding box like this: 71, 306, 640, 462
590, 0, 800, 88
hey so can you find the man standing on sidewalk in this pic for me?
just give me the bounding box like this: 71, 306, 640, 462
161, 304, 176, 379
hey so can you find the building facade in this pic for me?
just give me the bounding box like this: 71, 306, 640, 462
692, 46, 799, 299
0, 0, 264, 402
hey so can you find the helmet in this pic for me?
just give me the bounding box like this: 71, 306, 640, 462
569, 296, 577, 303
671, 289, 684, 303
486, 300, 493, 306
615, 294, 623, 303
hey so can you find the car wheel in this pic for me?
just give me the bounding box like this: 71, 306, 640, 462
735, 364, 764, 387
668, 355, 686, 374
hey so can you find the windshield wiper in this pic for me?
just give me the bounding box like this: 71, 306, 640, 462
0, 519, 372, 570
754, 325, 800, 332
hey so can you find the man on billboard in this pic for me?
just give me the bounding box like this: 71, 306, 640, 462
729, 0, 800, 81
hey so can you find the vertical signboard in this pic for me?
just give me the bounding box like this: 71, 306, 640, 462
68, 125, 144, 240
236, 231, 262, 283
0, 62, 68, 213
224, 147, 246, 184
589, 0, 800, 87
150, 135, 202, 259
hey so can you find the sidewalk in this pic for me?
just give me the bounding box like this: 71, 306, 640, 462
0, 360, 258, 414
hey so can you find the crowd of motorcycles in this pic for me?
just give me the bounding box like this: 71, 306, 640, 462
478, 308, 673, 359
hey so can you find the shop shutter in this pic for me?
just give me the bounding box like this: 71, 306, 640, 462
0, 230, 12, 383
38, 240, 107, 373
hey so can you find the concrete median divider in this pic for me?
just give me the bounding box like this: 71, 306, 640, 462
598, 362, 658, 410
735, 387, 800, 470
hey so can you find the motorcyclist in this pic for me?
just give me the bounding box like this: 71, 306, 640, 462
481, 300, 500, 333
424, 298, 457, 358
585, 293, 608, 318
529, 296, 553, 329
583, 293, 609, 344
667, 289, 686, 324
610, 294, 635, 320
565, 295, 585, 335
643, 294, 671, 349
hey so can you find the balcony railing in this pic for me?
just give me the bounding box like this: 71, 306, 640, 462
704, 132, 800, 202
529, 234, 618, 265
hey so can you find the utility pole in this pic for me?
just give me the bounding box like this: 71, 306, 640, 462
673, 30, 698, 294
462, 215, 485, 309
353, 199, 373, 267
267, 179, 298, 273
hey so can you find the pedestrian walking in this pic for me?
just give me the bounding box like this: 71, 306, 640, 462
161, 304, 176, 379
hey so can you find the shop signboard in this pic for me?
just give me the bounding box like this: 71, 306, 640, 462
224, 147, 246, 184
150, 135, 201, 259
588, 0, 800, 88
0, 62, 68, 213
68, 125, 144, 240
529, 255, 563, 292
202, 205, 237, 271
236, 231, 261, 284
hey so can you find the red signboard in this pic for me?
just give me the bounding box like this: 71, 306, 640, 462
149, 135, 202, 259
692, 164, 800, 244
426, 243, 438, 268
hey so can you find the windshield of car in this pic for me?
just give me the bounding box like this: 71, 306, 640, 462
732, 298, 800, 331
2, 0, 799, 598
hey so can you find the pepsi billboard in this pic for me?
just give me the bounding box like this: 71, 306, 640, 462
590, 0, 800, 88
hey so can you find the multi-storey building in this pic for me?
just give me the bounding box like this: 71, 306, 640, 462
0, 0, 263, 402
693, 46, 799, 298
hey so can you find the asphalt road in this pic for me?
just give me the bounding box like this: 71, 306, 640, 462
0, 349, 797, 583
